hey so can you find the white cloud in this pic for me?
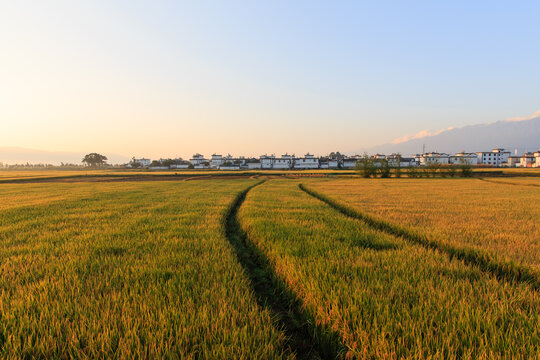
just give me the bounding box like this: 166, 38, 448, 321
505, 109, 540, 122
392, 127, 454, 144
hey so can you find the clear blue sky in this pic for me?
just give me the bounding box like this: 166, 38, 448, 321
1, 0, 539, 158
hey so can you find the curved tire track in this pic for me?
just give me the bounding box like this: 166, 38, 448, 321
224, 181, 346, 360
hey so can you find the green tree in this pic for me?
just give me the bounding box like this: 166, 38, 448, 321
378, 159, 391, 178
82, 153, 108, 167
356, 153, 376, 178
407, 166, 419, 178
129, 157, 142, 168
394, 153, 402, 178
459, 159, 473, 177
447, 165, 457, 177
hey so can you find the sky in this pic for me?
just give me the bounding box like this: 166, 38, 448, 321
1, 0, 540, 160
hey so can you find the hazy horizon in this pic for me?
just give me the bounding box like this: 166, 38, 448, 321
2, 1, 540, 160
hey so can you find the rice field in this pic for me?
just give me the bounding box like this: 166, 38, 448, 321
239, 179, 540, 358
0, 174, 539, 358
0, 180, 288, 359
308, 178, 540, 272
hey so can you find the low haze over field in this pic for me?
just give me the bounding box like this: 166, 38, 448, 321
1, 1, 539, 160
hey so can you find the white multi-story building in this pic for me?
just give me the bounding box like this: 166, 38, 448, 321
520, 152, 535, 167
534, 151, 540, 168
342, 157, 359, 168
245, 158, 261, 169
130, 158, 151, 167
449, 152, 478, 165
230, 156, 246, 166
260, 155, 275, 169
210, 154, 224, 168
476, 149, 510, 167
294, 154, 319, 169
273, 154, 294, 169
383, 154, 415, 167
190, 154, 208, 165
319, 158, 339, 169
419, 153, 450, 166
506, 156, 521, 167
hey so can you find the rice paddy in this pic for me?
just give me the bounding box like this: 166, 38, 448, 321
308, 178, 540, 271
0, 174, 538, 358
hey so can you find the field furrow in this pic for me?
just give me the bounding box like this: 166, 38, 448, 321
307, 178, 540, 270
239, 179, 540, 359
225, 180, 346, 360
0, 180, 289, 359
300, 183, 540, 290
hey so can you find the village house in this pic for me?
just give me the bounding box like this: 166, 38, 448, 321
419, 152, 450, 166
190, 154, 208, 166
534, 151, 540, 168
260, 155, 275, 169
231, 156, 246, 167
319, 157, 339, 169
273, 154, 294, 169
210, 154, 225, 168
506, 156, 521, 167
219, 163, 241, 170
449, 152, 478, 166
520, 152, 535, 167
385, 154, 416, 167
476, 149, 510, 167
245, 158, 261, 169
128, 158, 151, 168
171, 161, 191, 169
342, 156, 359, 168
293, 154, 319, 169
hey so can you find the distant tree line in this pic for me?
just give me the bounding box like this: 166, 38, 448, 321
355, 154, 473, 178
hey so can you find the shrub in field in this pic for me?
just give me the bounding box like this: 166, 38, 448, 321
378, 159, 391, 178
460, 160, 473, 177
406, 167, 419, 178
355, 153, 377, 178
394, 165, 402, 178
447, 165, 457, 177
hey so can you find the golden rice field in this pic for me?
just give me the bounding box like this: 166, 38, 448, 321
240, 179, 540, 358
0, 180, 288, 358
0, 174, 539, 358
307, 178, 540, 271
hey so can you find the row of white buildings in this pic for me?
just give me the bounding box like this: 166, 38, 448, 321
414, 149, 540, 168
128, 149, 540, 170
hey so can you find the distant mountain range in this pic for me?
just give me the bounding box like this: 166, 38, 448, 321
366, 116, 540, 156
0, 147, 130, 165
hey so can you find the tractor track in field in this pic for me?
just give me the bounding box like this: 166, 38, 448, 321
478, 178, 540, 188
224, 181, 346, 360
299, 183, 540, 291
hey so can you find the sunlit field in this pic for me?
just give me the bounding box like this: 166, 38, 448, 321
240, 180, 540, 358
309, 178, 540, 271
1, 174, 539, 358
0, 169, 355, 182
0, 180, 288, 358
